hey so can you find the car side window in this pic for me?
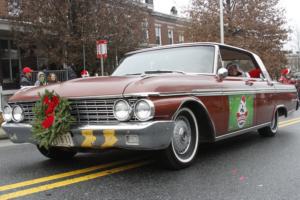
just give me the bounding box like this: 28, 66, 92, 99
219, 47, 264, 79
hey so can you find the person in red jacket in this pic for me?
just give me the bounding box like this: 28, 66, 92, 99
20, 67, 33, 87
278, 68, 295, 84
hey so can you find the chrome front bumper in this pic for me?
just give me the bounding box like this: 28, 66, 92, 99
2, 121, 175, 150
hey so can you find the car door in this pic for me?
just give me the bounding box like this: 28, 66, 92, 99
218, 46, 258, 134
251, 78, 275, 125
221, 76, 256, 133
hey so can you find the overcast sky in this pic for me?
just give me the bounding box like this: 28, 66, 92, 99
154, 0, 300, 51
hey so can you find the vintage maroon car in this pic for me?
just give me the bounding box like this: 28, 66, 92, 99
2, 43, 299, 169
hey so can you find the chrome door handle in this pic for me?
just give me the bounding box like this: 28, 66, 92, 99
245, 81, 254, 86
267, 81, 274, 86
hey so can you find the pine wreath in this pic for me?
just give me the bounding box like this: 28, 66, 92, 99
32, 90, 75, 149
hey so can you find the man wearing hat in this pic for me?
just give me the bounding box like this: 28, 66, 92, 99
20, 66, 33, 87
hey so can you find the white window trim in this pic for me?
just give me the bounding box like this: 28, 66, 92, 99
155, 24, 162, 45
179, 32, 185, 43
168, 29, 174, 44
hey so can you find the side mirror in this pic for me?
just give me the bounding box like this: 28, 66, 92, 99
217, 68, 228, 81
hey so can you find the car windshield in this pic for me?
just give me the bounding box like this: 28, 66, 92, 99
112, 46, 215, 76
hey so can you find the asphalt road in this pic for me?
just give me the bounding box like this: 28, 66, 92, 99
1, 111, 300, 200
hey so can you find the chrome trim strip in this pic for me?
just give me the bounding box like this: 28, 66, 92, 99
124, 89, 297, 98
3, 121, 174, 131
215, 122, 271, 141
97, 88, 297, 98
68, 95, 123, 100
9, 95, 124, 103
74, 121, 173, 130
2, 122, 32, 128
123, 92, 160, 97
213, 45, 219, 74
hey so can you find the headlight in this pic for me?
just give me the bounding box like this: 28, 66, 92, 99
12, 105, 24, 122
2, 105, 12, 122
134, 99, 155, 121
113, 100, 132, 121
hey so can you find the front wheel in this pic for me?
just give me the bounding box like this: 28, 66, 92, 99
258, 110, 279, 137
162, 108, 199, 170
37, 146, 77, 160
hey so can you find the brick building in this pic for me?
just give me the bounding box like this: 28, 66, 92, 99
0, 0, 189, 92
141, 1, 188, 47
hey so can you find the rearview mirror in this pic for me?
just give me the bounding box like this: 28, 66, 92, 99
217, 68, 228, 81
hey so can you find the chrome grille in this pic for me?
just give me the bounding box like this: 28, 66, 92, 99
10, 99, 137, 124
70, 99, 116, 123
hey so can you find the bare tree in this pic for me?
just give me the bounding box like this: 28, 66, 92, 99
187, 0, 289, 77
295, 28, 300, 53
295, 28, 300, 72
10, 0, 146, 73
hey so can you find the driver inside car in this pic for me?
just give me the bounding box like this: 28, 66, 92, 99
226, 63, 244, 77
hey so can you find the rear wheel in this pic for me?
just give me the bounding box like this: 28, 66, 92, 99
37, 146, 77, 160
162, 108, 199, 170
258, 110, 279, 137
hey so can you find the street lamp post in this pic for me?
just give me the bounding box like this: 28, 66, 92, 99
220, 0, 224, 44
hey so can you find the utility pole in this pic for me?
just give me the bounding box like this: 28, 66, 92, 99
82, 23, 86, 71
220, 0, 224, 44
83, 43, 86, 71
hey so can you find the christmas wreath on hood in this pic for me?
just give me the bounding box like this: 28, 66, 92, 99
32, 90, 75, 149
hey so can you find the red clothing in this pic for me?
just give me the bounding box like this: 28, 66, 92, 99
248, 68, 261, 78
279, 76, 295, 84
81, 69, 89, 76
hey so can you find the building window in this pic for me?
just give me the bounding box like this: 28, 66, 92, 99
179, 32, 185, 43
142, 20, 149, 43
168, 29, 174, 44
0, 39, 20, 89
155, 25, 162, 45
8, 0, 21, 16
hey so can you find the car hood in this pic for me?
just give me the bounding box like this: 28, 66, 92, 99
9, 74, 217, 102
9, 76, 141, 102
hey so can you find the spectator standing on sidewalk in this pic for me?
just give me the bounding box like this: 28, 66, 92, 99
47, 73, 60, 85
34, 72, 47, 87
20, 67, 33, 87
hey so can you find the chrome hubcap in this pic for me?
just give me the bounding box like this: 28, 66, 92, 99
173, 117, 192, 155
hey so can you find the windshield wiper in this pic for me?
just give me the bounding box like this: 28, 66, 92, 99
143, 70, 186, 75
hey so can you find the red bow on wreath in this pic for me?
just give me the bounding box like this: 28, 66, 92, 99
42, 95, 60, 129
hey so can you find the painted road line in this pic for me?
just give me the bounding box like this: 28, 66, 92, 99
0, 160, 152, 200
0, 158, 142, 192
279, 119, 300, 128
279, 117, 300, 125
